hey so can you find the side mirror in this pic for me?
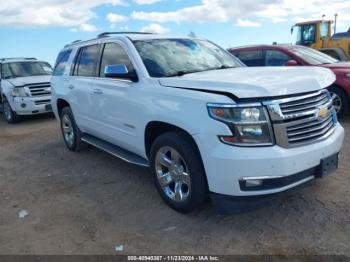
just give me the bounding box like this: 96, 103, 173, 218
104, 64, 138, 82
284, 60, 299, 66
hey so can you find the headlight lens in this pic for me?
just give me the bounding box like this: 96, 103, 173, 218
11, 87, 29, 97
207, 104, 274, 146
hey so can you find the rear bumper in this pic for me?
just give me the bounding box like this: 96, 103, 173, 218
10, 96, 52, 115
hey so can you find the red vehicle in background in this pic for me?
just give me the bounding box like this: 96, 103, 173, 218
228, 45, 350, 117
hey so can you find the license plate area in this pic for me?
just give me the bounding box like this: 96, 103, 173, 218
316, 153, 338, 177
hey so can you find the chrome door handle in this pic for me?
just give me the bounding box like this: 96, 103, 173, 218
93, 89, 103, 95
68, 85, 74, 90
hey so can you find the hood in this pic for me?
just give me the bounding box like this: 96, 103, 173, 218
159, 67, 335, 99
320, 62, 350, 69
6, 75, 52, 87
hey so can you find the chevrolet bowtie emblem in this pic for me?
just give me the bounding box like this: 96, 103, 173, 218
318, 107, 329, 118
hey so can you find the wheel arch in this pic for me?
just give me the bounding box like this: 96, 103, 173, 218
144, 120, 209, 193
56, 98, 70, 116
328, 84, 350, 116
319, 48, 347, 61
144, 121, 200, 159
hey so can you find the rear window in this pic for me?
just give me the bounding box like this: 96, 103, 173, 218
53, 49, 72, 76
235, 50, 264, 66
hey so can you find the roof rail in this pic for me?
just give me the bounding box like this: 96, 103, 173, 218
97, 32, 154, 38
64, 40, 82, 48
0, 57, 37, 62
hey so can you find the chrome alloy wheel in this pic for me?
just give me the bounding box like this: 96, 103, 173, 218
62, 114, 75, 146
330, 92, 342, 114
155, 146, 191, 202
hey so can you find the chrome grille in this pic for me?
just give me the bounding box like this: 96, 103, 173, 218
280, 91, 329, 117
26, 83, 51, 97
264, 89, 337, 148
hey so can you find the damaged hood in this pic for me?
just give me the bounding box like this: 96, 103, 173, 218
158, 66, 335, 99
6, 75, 52, 87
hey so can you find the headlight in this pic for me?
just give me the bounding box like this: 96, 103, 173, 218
346, 73, 350, 79
11, 87, 29, 97
207, 103, 274, 146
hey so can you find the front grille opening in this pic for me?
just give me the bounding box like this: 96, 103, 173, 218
268, 90, 336, 148
26, 83, 51, 97
279, 91, 329, 117
35, 99, 51, 105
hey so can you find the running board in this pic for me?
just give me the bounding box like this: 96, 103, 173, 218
81, 134, 149, 167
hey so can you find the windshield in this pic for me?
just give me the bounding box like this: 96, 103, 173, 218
133, 39, 242, 77
290, 46, 338, 65
1, 62, 52, 79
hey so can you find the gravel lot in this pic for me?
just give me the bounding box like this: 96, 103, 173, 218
0, 114, 349, 255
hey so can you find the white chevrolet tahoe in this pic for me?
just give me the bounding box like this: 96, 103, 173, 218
51, 33, 344, 213
0, 58, 53, 123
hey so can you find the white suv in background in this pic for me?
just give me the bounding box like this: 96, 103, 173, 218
51, 33, 344, 213
0, 58, 53, 123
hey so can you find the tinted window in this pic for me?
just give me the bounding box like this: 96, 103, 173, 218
53, 50, 72, 76
265, 50, 293, 66
100, 43, 135, 77
235, 50, 264, 66
75, 45, 100, 77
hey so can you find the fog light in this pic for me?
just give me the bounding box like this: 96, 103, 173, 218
245, 179, 263, 187
21, 103, 26, 108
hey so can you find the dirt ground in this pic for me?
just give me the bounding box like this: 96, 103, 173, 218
0, 114, 349, 255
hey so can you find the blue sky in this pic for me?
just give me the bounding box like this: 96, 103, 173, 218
0, 0, 349, 65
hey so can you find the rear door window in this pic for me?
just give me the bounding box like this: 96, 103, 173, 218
74, 45, 100, 77
235, 50, 264, 66
53, 49, 72, 76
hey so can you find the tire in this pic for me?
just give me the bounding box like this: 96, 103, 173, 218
60, 107, 88, 151
2, 98, 20, 123
328, 86, 349, 118
150, 131, 208, 213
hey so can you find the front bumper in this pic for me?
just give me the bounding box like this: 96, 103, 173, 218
10, 96, 52, 115
210, 178, 314, 214
193, 123, 345, 197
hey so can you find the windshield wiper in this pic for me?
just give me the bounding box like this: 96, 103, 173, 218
214, 65, 236, 70
166, 65, 236, 77
166, 70, 201, 77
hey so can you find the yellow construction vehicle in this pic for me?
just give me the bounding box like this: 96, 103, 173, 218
291, 15, 350, 61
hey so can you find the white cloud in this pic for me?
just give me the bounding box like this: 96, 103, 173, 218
131, 0, 350, 28
79, 23, 98, 32
141, 23, 169, 33
235, 19, 261, 27
70, 23, 98, 32
107, 13, 128, 23
0, 0, 124, 27
134, 0, 163, 4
